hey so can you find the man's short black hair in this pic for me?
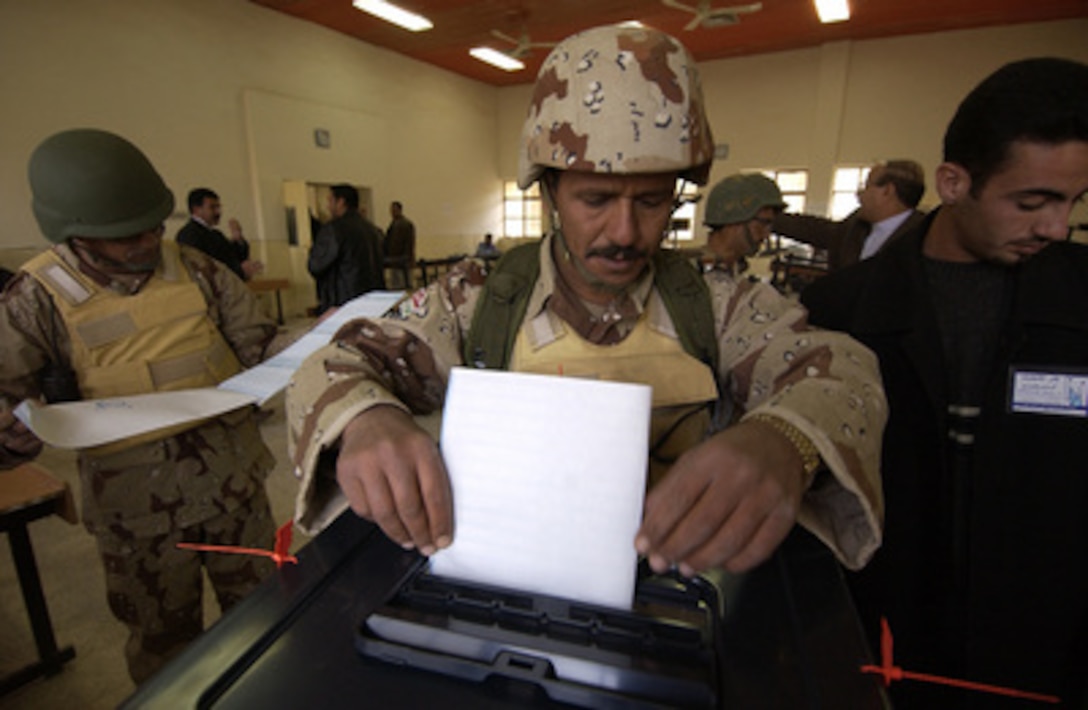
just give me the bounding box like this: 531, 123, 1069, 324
944, 57, 1088, 193
331, 184, 359, 210
187, 187, 218, 212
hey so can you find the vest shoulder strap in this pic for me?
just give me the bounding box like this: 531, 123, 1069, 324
463, 241, 541, 368
464, 240, 718, 370
650, 249, 719, 368
24, 249, 94, 307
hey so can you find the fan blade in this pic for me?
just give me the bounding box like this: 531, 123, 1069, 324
721, 2, 763, 14
684, 14, 703, 31
661, 0, 698, 13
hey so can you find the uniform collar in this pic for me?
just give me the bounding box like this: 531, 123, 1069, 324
526, 232, 657, 345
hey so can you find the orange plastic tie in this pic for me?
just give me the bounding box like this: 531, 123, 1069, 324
176, 519, 298, 568
859, 617, 1060, 704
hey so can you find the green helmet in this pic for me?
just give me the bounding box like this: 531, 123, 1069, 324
704, 173, 786, 227
518, 24, 715, 189
29, 128, 174, 244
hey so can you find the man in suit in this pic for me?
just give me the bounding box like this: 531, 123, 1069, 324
176, 187, 262, 281
801, 58, 1088, 707
774, 160, 927, 272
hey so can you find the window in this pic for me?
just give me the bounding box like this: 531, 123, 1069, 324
503, 181, 542, 238
668, 180, 700, 243
830, 165, 871, 220
762, 169, 808, 214
757, 168, 810, 256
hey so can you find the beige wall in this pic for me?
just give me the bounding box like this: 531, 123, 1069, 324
705, 19, 1088, 218
3, 4, 1086, 310
0, 0, 501, 316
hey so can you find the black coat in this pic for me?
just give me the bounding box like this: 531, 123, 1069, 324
801, 216, 1088, 707
308, 211, 385, 313
774, 208, 926, 272
176, 219, 250, 280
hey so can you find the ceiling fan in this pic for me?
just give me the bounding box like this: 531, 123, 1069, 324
661, 0, 764, 31
490, 29, 556, 59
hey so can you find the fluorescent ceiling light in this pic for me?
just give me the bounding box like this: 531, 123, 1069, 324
352, 0, 433, 32
814, 0, 850, 23
470, 47, 525, 72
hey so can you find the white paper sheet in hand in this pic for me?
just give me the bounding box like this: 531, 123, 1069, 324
429, 367, 651, 610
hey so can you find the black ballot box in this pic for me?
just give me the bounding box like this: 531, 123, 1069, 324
121, 513, 887, 709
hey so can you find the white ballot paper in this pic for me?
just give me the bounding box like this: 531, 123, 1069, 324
219, 290, 405, 403
429, 367, 652, 610
14, 290, 406, 449
15, 389, 257, 450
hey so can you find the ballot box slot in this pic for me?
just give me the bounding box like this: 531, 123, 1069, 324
356, 563, 723, 708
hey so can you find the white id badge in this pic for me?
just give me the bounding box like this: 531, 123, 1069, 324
1009, 367, 1088, 417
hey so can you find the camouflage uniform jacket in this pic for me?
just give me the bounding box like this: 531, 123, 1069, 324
287, 233, 886, 570
0, 243, 278, 536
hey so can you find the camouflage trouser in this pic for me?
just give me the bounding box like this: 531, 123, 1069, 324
94, 488, 276, 684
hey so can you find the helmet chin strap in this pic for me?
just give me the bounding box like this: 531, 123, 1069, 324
71, 238, 161, 276
743, 223, 762, 257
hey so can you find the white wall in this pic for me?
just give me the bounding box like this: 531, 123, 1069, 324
0, 0, 501, 314
706, 19, 1088, 216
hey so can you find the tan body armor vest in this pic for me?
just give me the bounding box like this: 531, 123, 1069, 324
509, 304, 718, 487
26, 243, 242, 452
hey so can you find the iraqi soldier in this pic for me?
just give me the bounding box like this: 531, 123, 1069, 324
701, 173, 787, 276
287, 25, 886, 578
0, 129, 280, 683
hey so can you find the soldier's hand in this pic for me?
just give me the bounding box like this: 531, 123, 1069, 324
336, 405, 453, 556
635, 419, 806, 575
0, 409, 44, 458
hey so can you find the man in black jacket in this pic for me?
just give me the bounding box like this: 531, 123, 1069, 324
802, 58, 1088, 708
308, 184, 385, 315
176, 187, 262, 281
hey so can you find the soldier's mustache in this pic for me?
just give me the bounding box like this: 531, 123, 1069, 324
587, 245, 647, 261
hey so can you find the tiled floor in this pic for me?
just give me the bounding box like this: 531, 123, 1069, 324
0, 358, 312, 709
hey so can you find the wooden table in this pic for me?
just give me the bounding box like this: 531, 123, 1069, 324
0, 463, 78, 695
247, 278, 290, 325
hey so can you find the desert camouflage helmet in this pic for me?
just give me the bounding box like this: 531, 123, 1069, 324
29, 128, 175, 244
704, 173, 786, 227
517, 24, 715, 190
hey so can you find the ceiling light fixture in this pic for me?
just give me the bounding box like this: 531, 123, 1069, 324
814, 0, 850, 23
470, 47, 525, 72
352, 0, 433, 32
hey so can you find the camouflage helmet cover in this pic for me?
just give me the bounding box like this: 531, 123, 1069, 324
518, 25, 715, 189
29, 128, 175, 244
704, 173, 786, 227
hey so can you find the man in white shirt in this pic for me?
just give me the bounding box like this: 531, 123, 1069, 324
774, 160, 927, 273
